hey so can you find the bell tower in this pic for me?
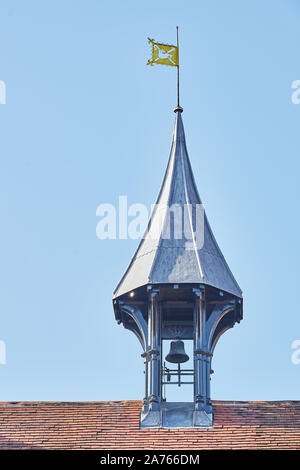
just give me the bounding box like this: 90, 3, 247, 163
113, 106, 243, 428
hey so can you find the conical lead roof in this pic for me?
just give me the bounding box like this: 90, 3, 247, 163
114, 109, 242, 299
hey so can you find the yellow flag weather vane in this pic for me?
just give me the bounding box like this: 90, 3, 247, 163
147, 26, 181, 109
147, 39, 178, 67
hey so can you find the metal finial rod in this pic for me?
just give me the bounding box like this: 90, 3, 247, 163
174, 27, 183, 113
177, 26, 180, 107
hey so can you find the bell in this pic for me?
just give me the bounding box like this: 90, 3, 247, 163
165, 339, 189, 364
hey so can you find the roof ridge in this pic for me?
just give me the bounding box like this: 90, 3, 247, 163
1, 399, 300, 407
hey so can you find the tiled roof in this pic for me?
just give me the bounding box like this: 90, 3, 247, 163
0, 400, 299, 450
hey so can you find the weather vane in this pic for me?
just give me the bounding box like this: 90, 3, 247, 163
147, 26, 181, 109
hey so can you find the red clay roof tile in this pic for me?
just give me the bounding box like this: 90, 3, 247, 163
0, 400, 299, 449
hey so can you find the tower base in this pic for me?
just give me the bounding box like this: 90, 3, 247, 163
140, 402, 213, 428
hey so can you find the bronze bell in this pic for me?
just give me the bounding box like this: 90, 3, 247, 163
165, 339, 189, 364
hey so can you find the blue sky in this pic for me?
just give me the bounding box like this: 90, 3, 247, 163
0, 0, 299, 402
